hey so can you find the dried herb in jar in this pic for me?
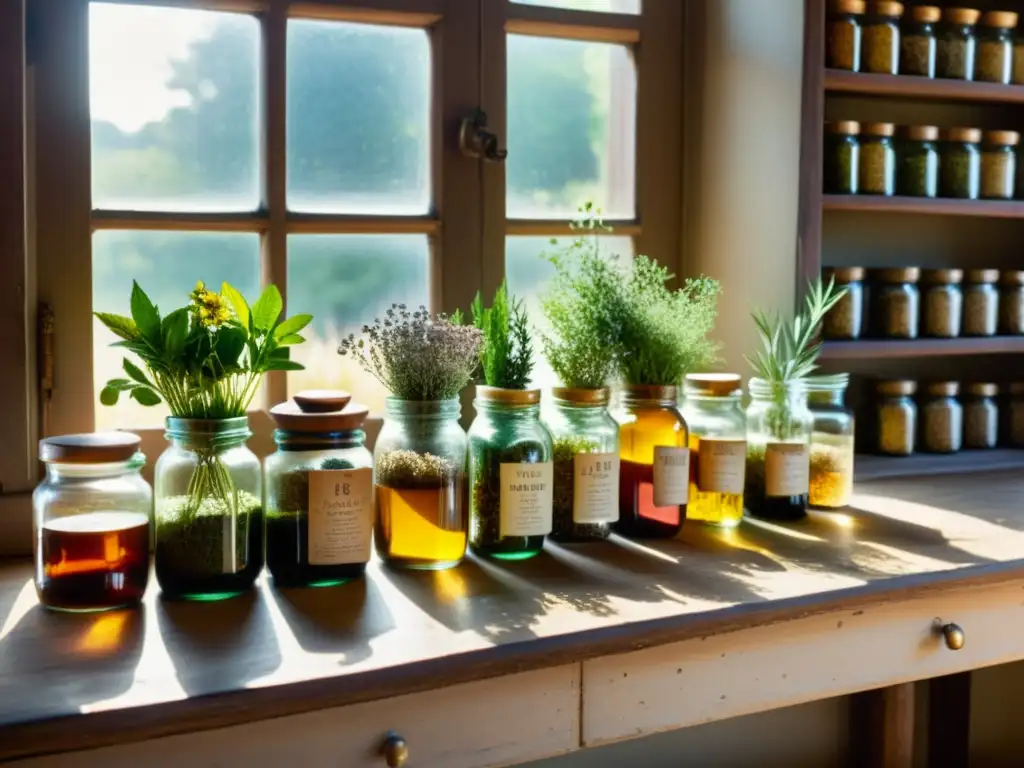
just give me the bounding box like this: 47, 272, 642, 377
936, 7, 980, 80
921, 382, 962, 454
975, 11, 1017, 84
821, 266, 865, 340
859, 122, 896, 195
897, 125, 939, 197
1010, 383, 1024, 446
963, 269, 999, 337
999, 271, 1024, 335
824, 121, 860, 194
900, 5, 940, 77
827, 0, 866, 71
921, 269, 963, 338
877, 380, 917, 456
863, 1, 903, 74
872, 267, 920, 339
980, 130, 1018, 200
940, 127, 982, 199
962, 383, 998, 449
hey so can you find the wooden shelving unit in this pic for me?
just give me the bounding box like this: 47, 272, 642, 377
825, 68, 1024, 104
822, 194, 1024, 218
821, 337, 1024, 360
855, 449, 1024, 481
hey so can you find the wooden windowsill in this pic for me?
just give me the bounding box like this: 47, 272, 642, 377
3, 470, 1024, 761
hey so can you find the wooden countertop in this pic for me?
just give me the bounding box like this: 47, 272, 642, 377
3, 470, 1024, 761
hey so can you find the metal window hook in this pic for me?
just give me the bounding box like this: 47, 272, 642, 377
459, 108, 507, 163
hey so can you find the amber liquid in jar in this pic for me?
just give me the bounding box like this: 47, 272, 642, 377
375, 478, 467, 569
687, 434, 744, 527
616, 403, 687, 538
36, 511, 150, 611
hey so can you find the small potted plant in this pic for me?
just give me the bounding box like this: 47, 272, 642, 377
96, 280, 311, 599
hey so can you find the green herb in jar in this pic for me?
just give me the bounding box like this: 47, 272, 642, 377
940, 126, 982, 199
897, 124, 939, 197
859, 122, 896, 195
824, 121, 860, 194
936, 7, 980, 79
900, 5, 940, 77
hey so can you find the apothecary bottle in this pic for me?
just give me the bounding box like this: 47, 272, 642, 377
154, 417, 262, 600
999, 270, 1024, 334
863, 1, 903, 74
822, 267, 865, 340
920, 382, 963, 453
824, 121, 860, 195
745, 378, 813, 522
615, 385, 689, 539
876, 379, 917, 455
937, 7, 980, 80
980, 130, 1018, 200
897, 125, 939, 198
1009, 383, 1024, 446
34, 433, 151, 611
975, 11, 1017, 84
827, 0, 865, 71
963, 383, 998, 449
375, 397, 468, 570
859, 122, 897, 195
921, 268, 963, 338
544, 387, 619, 543
872, 267, 920, 339
901, 5, 939, 77
265, 391, 373, 588
940, 127, 982, 199
1014, 37, 1024, 84
680, 374, 746, 529
807, 375, 855, 510
963, 269, 999, 337
469, 387, 553, 560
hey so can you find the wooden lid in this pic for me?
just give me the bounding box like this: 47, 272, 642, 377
910, 5, 941, 23
552, 387, 610, 405
944, 127, 982, 143
476, 386, 541, 405
832, 0, 866, 13
875, 267, 921, 283
684, 373, 742, 398
622, 384, 679, 402
39, 432, 141, 463
966, 269, 999, 284
943, 8, 981, 25
984, 130, 1020, 146
981, 10, 1018, 28
862, 122, 896, 137
926, 381, 959, 397
826, 120, 860, 136
824, 266, 866, 282
270, 390, 368, 432
877, 379, 917, 396
922, 268, 963, 285
966, 382, 998, 397
1001, 270, 1024, 287
870, 1, 903, 16
901, 125, 939, 141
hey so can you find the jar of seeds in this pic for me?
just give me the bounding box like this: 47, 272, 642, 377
980, 130, 1018, 199
937, 7, 980, 80
963, 269, 999, 336
920, 381, 963, 453
999, 271, 1024, 334
1009, 383, 1024, 446
940, 127, 982, 199
975, 11, 1017, 84
824, 121, 861, 194
921, 268, 963, 338
822, 266, 866, 339
827, 0, 866, 71
1014, 36, 1024, 84
901, 5, 940, 77
860, 122, 896, 195
863, 1, 903, 74
897, 125, 939, 197
877, 380, 917, 455
962, 383, 998, 449
872, 267, 920, 338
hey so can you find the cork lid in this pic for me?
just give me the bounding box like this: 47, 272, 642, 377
926, 381, 960, 397
875, 267, 921, 283
39, 432, 141, 464
827, 120, 860, 136
980, 10, 1018, 28
1001, 270, 1024, 287
901, 125, 940, 142
877, 379, 917, 396
823, 266, 866, 282
269, 390, 369, 432
862, 122, 896, 137
922, 268, 964, 285
944, 127, 982, 143
870, 1, 903, 17
966, 268, 999, 284
832, 0, 866, 12
943, 8, 981, 25
552, 387, 610, 406
476, 385, 541, 405
984, 130, 1020, 146
966, 382, 998, 397
684, 373, 742, 398
910, 5, 941, 23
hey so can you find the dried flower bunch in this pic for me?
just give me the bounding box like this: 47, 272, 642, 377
338, 304, 482, 401
470, 280, 534, 390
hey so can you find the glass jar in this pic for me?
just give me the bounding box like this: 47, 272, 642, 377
975, 11, 1017, 84
999, 270, 1024, 334
265, 391, 374, 588
1014, 38, 1024, 84
375, 397, 469, 570
920, 381, 963, 453
1009, 383, 1024, 446
544, 387, 619, 543
863, 1, 903, 74
980, 130, 1018, 200
822, 266, 866, 340
745, 378, 814, 522
34, 433, 151, 612
680, 374, 746, 529
806, 375, 855, 510
154, 417, 262, 600
963, 269, 999, 337
823, 121, 860, 195
962, 382, 999, 449
901, 5, 939, 77
921, 268, 963, 338
897, 125, 940, 197
941, 127, 982, 199
937, 7, 980, 79
872, 267, 920, 339
615, 385, 689, 539
827, 0, 865, 71
469, 387, 553, 559
876, 380, 917, 455
859, 122, 897, 195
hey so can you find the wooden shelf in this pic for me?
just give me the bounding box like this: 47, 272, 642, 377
821, 337, 1024, 360
825, 69, 1024, 105
822, 194, 1024, 218
855, 449, 1024, 481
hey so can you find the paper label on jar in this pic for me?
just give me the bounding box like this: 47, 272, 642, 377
573, 453, 620, 523
764, 443, 810, 497
652, 446, 690, 507
307, 468, 373, 565
499, 462, 554, 537
696, 438, 746, 495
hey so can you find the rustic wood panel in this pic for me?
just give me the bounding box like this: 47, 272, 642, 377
851, 684, 916, 768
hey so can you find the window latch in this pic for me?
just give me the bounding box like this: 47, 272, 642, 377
459, 109, 507, 163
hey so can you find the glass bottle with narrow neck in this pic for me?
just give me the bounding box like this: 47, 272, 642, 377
614, 385, 689, 538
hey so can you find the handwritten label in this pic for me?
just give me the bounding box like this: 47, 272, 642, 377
499, 462, 554, 537
652, 446, 690, 507
307, 468, 373, 565
765, 443, 810, 497
697, 438, 746, 495
573, 452, 619, 523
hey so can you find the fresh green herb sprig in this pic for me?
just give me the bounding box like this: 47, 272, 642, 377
470, 281, 534, 390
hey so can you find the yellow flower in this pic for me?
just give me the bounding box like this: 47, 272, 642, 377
189, 283, 232, 328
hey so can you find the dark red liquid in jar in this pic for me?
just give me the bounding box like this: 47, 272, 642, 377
36, 511, 150, 611
615, 459, 685, 538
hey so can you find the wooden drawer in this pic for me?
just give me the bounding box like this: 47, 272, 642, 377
14, 665, 580, 768
582, 578, 1024, 747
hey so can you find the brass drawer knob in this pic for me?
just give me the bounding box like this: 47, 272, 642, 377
381, 732, 409, 767
941, 622, 965, 651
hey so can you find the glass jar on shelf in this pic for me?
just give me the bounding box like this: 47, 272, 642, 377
806, 375, 855, 509
1015, 37, 1024, 84
871, 267, 920, 339
897, 125, 939, 198
680, 374, 746, 529
827, 0, 866, 71
1009, 383, 1024, 447
1000, 270, 1024, 335
863, 1, 903, 74
265, 391, 373, 588
980, 130, 1018, 200
34, 433, 151, 612
876, 379, 917, 455
962, 269, 999, 337
824, 121, 860, 195
901, 5, 939, 77
920, 382, 963, 453
921, 268, 963, 338
859, 122, 897, 195
975, 10, 1017, 84
822, 267, 866, 340
962, 383, 998, 449
937, 7, 980, 80
615, 385, 689, 539
941, 127, 982, 199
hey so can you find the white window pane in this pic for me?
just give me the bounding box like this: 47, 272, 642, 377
512, 0, 640, 14
93, 231, 261, 430
89, 4, 260, 212
287, 21, 431, 215
286, 235, 430, 412
507, 35, 637, 219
